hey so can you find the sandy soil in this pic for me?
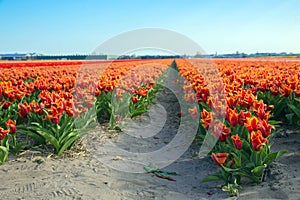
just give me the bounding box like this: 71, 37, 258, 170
0, 125, 299, 200
0, 87, 299, 200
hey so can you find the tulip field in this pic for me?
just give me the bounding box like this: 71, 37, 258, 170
0, 58, 300, 195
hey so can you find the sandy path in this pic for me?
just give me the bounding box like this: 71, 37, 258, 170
0, 126, 299, 200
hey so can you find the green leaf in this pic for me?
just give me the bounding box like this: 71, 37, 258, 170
221, 165, 241, 173
285, 113, 294, 124
268, 120, 282, 126
17, 129, 45, 144
198, 124, 207, 135
234, 170, 261, 183
264, 150, 288, 166
0, 146, 9, 164
251, 165, 266, 176
130, 108, 148, 118
288, 103, 300, 118
57, 135, 80, 156
231, 152, 241, 167
109, 112, 115, 129
59, 131, 78, 145
201, 174, 223, 183
244, 162, 255, 168
199, 102, 211, 112
29, 123, 60, 152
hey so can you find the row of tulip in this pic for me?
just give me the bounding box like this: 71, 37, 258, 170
0, 60, 172, 163
175, 59, 300, 196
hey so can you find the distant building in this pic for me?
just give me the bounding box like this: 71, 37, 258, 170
0, 53, 31, 60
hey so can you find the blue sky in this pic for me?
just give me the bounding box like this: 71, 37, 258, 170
0, 0, 299, 55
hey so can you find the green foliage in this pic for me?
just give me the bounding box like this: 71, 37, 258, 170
257, 91, 300, 125
200, 100, 288, 196
17, 110, 97, 156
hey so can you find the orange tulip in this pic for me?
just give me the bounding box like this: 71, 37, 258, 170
250, 130, 268, 151
200, 109, 212, 130
219, 124, 231, 142
136, 87, 148, 97
5, 119, 16, 135
231, 134, 242, 150
258, 119, 273, 138
131, 96, 139, 104
211, 152, 229, 166
211, 120, 230, 142
279, 84, 292, 97
226, 96, 238, 108
244, 116, 259, 133
1, 100, 12, 110
226, 108, 239, 127
17, 102, 31, 118
238, 110, 251, 125
45, 112, 61, 124
0, 127, 9, 140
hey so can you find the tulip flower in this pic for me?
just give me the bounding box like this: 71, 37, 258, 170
244, 116, 259, 133
0, 128, 9, 140
226, 108, 239, 127
17, 102, 31, 118
279, 84, 292, 97
219, 125, 231, 142
238, 110, 251, 126
226, 96, 238, 108
6, 119, 16, 135
250, 130, 268, 151
211, 152, 229, 166
211, 120, 230, 142
1, 100, 12, 110
136, 87, 148, 97
258, 119, 273, 138
131, 96, 139, 104
200, 109, 212, 130
231, 134, 242, 150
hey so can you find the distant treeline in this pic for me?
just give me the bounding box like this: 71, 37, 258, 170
17, 55, 181, 60
32, 55, 107, 60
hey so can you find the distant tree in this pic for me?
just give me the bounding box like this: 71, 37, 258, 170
195, 51, 202, 58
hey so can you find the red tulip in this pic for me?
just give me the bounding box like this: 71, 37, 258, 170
244, 116, 259, 133
279, 84, 292, 97
231, 134, 242, 150
17, 102, 31, 118
211, 120, 230, 142
0, 128, 9, 140
227, 108, 239, 127
250, 130, 268, 151
136, 87, 148, 97
219, 124, 231, 142
1, 100, 12, 110
30, 101, 44, 115
258, 119, 273, 138
211, 152, 229, 166
230, 158, 236, 167
226, 96, 238, 108
131, 96, 139, 104
45, 113, 61, 124
6, 119, 16, 135
200, 109, 212, 130
238, 110, 251, 126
